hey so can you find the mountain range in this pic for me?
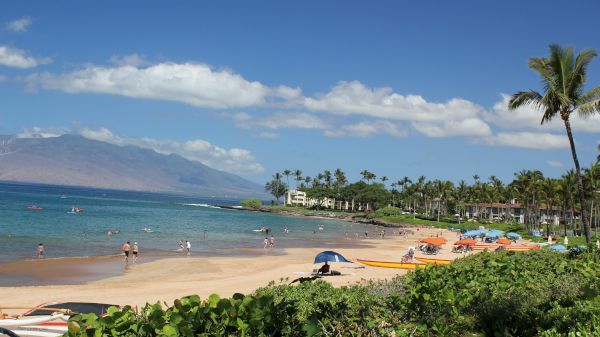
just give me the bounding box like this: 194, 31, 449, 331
0, 134, 266, 198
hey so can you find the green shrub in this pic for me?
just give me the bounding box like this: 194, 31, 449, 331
241, 198, 263, 209
366, 206, 404, 219
66, 250, 600, 337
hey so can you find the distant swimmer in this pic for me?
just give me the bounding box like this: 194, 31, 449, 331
143, 227, 153, 233
107, 231, 113, 236
283, 226, 289, 234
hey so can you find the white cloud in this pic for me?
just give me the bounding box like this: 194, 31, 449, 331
79, 128, 263, 174
15, 126, 68, 139
27, 62, 272, 109
304, 81, 484, 122
547, 160, 564, 168
229, 112, 329, 130
0, 45, 51, 68
487, 94, 600, 133
6, 17, 32, 32
483, 132, 568, 150
324, 120, 407, 138
412, 118, 492, 137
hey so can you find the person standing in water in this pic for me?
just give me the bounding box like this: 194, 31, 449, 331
269, 235, 275, 248
122, 241, 131, 263
37, 243, 45, 258
132, 242, 139, 263
185, 240, 191, 255
263, 237, 269, 249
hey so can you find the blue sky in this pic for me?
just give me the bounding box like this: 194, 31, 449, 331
1, 1, 600, 185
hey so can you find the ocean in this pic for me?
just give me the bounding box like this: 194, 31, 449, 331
0, 182, 371, 261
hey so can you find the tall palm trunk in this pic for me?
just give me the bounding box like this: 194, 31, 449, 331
563, 117, 591, 243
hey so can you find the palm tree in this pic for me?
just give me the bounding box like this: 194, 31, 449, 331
323, 170, 332, 190
304, 176, 311, 189
381, 176, 388, 187
390, 182, 398, 206
334, 168, 347, 190
584, 162, 600, 237
541, 178, 559, 235
509, 44, 600, 243
283, 170, 291, 192
265, 173, 286, 205
359, 170, 376, 184
294, 169, 303, 189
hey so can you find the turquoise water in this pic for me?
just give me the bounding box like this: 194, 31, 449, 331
0, 182, 370, 261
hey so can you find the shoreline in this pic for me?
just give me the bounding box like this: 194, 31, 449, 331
218, 205, 410, 228
0, 226, 462, 311
0, 236, 379, 287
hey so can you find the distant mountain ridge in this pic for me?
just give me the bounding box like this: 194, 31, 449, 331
0, 134, 266, 198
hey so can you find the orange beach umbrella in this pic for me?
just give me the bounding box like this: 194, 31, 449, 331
496, 238, 512, 245
420, 237, 447, 246
454, 238, 477, 246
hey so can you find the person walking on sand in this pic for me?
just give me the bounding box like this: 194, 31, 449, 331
185, 240, 191, 255
37, 243, 44, 258
122, 241, 131, 263
132, 242, 139, 263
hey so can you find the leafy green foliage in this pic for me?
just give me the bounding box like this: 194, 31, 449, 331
67, 250, 600, 337
366, 206, 404, 219
241, 198, 262, 209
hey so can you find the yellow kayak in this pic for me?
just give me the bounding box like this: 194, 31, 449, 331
415, 257, 452, 265
356, 258, 427, 269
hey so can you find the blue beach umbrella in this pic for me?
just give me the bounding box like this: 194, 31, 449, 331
549, 245, 567, 251
486, 230, 505, 238
506, 232, 522, 240
314, 251, 352, 263
463, 230, 484, 237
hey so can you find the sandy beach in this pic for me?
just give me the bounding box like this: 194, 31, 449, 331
0, 227, 462, 311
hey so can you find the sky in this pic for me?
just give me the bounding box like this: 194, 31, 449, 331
1, 1, 600, 186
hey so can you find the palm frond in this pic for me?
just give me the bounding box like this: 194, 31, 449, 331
578, 99, 600, 116
569, 49, 597, 97
548, 44, 567, 92
576, 84, 600, 117
528, 58, 556, 90
578, 85, 600, 104
508, 90, 543, 110
560, 47, 575, 95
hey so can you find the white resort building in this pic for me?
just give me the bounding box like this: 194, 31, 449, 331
465, 201, 570, 225
284, 190, 369, 211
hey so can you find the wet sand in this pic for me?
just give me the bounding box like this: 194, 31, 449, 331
0, 227, 464, 311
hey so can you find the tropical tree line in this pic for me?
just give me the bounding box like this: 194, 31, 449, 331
266, 163, 600, 238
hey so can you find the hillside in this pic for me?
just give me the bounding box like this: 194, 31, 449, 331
0, 134, 266, 198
